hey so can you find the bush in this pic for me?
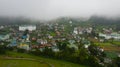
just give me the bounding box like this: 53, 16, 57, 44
0, 45, 7, 54
17, 48, 26, 53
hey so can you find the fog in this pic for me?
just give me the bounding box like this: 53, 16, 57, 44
0, 0, 120, 20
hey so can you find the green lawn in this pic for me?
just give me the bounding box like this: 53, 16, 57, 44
0, 51, 88, 67
105, 51, 118, 59
95, 42, 112, 46
0, 59, 49, 67
112, 41, 120, 46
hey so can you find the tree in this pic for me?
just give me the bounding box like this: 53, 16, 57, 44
17, 48, 26, 53
88, 43, 106, 67
77, 48, 89, 64
0, 45, 7, 54
42, 47, 54, 57
114, 57, 120, 67
23, 29, 29, 36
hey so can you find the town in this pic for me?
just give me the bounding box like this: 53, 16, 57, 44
1, 0, 120, 67
0, 19, 120, 67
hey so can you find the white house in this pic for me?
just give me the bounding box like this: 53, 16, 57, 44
99, 33, 120, 40
0, 34, 10, 41
99, 33, 111, 39
86, 27, 93, 34
73, 27, 83, 34
19, 25, 36, 31
0, 26, 4, 29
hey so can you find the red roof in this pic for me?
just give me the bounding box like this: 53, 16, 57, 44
31, 44, 52, 48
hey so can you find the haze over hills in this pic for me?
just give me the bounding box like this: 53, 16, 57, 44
0, 16, 120, 25
0, 0, 120, 20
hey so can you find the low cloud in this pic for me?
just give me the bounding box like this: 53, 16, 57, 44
0, 0, 120, 20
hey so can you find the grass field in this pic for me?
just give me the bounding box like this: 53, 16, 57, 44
112, 41, 120, 46
95, 42, 120, 52
95, 42, 112, 46
0, 51, 88, 67
94, 42, 119, 59
105, 51, 118, 59
0, 59, 49, 67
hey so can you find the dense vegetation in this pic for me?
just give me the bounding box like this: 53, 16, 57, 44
0, 50, 88, 67
0, 42, 105, 67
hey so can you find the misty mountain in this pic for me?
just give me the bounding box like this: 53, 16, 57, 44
89, 16, 120, 25
0, 16, 120, 27
0, 17, 40, 25
50, 16, 120, 30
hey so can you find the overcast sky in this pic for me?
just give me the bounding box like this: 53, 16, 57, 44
0, 0, 120, 20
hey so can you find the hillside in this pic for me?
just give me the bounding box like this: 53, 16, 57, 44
0, 51, 88, 67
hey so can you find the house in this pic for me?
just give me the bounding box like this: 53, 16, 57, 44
51, 46, 59, 52
68, 40, 78, 50
48, 35, 53, 39
31, 44, 52, 51
40, 44, 53, 52
69, 21, 72, 24
19, 25, 36, 31
18, 43, 30, 50
0, 34, 10, 41
86, 27, 93, 34
21, 34, 30, 42
32, 37, 37, 41
0, 26, 4, 29
99, 33, 120, 40
37, 39, 41, 44
37, 39, 47, 44
81, 40, 90, 48
103, 28, 112, 34
68, 40, 75, 44
118, 54, 120, 57
8, 38, 17, 47
50, 40, 57, 46
61, 24, 65, 30
99, 35, 105, 42
99, 33, 111, 39
111, 33, 120, 40
73, 27, 84, 34
40, 44, 52, 48
68, 44, 78, 50
22, 35, 27, 39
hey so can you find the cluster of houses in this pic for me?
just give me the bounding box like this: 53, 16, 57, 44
1, 22, 120, 66
99, 33, 120, 40
73, 27, 93, 34
0, 25, 58, 51
99, 28, 120, 41
2, 22, 120, 54
0, 23, 94, 52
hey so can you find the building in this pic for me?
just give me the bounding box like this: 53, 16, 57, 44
8, 38, 17, 47
0, 34, 10, 41
19, 25, 36, 31
18, 43, 30, 50
0, 26, 4, 29
73, 27, 84, 34
99, 33, 120, 40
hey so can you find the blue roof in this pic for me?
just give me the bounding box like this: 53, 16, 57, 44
22, 35, 27, 39
11, 40, 17, 46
